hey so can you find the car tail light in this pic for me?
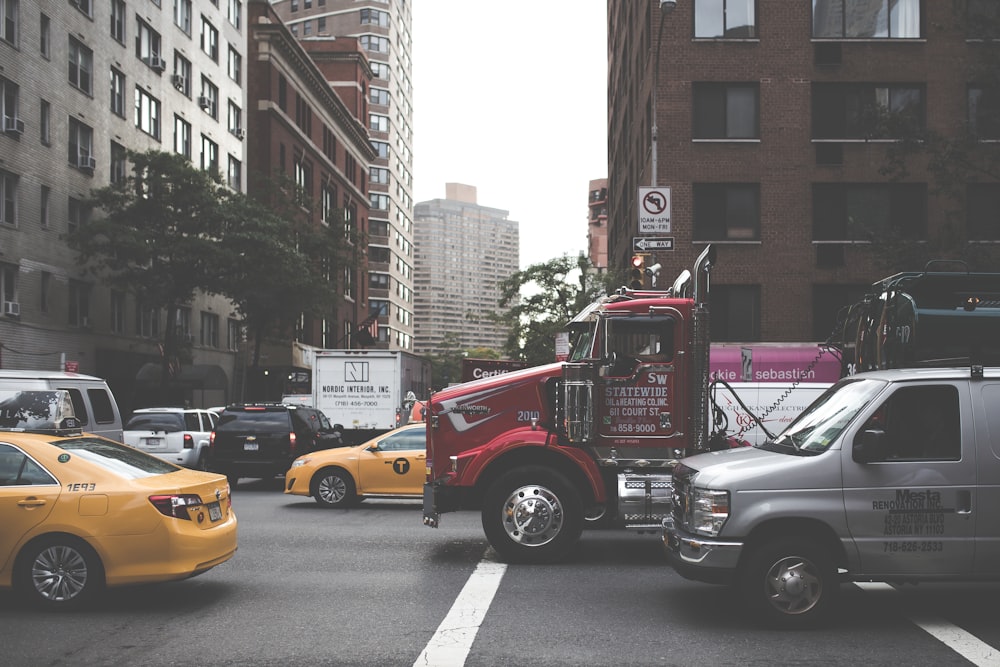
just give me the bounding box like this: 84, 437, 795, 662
289, 431, 297, 454
183, 433, 194, 449
149, 494, 203, 520
209, 431, 216, 448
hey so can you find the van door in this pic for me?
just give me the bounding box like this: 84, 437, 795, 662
974, 382, 1000, 575
842, 383, 975, 576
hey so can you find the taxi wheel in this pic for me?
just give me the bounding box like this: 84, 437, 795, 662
482, 466, 583, 564
738, 537, 837, 629
15, 535, 105, 610
312, 467, 357, 508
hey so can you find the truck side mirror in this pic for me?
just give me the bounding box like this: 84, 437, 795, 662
853, 428, 887, 463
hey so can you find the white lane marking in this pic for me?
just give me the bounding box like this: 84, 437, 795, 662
855, 582, 999, 666
414, 555, 507, 667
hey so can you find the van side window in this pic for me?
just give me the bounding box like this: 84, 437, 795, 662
62, 388, 89, 426
87, 389, 116, 424
863, 385, 961, 461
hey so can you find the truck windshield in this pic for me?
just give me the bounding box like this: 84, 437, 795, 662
568, 323, 597, 362
764, 378, 886, 454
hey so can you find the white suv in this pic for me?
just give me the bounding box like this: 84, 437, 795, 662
123, 407, 219, 469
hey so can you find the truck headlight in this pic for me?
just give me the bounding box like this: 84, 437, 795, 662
690, 488, 729, 537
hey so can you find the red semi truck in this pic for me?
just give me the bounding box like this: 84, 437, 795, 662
422, 246, 721, 563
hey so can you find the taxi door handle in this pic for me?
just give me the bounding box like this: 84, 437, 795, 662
17, 498, 48, 508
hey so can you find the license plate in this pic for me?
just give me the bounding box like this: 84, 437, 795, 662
208, 501, 222, 522
244, 442, 259, 451
145, 437, 161, 447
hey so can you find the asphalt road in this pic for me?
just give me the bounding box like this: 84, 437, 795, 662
2, 479, 999, 666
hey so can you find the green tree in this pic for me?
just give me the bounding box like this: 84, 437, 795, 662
217, 171, 353, 367
428, 332, 466, 389
491, 254, 620, 366
69, 150, 231, 394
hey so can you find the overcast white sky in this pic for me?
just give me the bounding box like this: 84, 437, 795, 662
411, 2, 608, 269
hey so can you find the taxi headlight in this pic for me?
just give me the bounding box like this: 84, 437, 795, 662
291, 458, 310, 468
690, 488, 729, 537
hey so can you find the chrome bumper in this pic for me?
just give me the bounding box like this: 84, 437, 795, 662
662, 517, 743, 584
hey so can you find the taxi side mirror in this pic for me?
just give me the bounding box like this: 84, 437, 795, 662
853, 428, 887, 463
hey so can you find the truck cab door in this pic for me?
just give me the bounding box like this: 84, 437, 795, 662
842, 383, 975, 576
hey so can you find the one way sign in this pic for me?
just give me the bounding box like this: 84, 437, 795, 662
632, 237, 674, 252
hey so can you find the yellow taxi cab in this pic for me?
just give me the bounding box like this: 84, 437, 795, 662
284, 422, 425, 507
0, 389, 237, 609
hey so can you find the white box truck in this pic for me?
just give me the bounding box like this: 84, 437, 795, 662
312, 350, 430, 445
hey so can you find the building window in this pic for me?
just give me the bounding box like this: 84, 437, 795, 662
695, 0, 756, 38
294, 157, 313, 200
369, 273, 389, 290
175, 0, 192, 34
0, 169, 16, 226
693, 183, 760, 241
812, 183, 926, 241
110, 67, 126, 118
968, 86, 1000, 140
200, 77, 218, 118
227, 155, 241, 191
175, 307, 192, 341
40, 100, 50, 145
228, 46, 242, 84
369, 113, 389, 133
137, 303, 159, 338
295, 93, 312, 134
360, 35, 389, 53
371, 141, 389, 159
812, 0, 920, 39
172, 53, 192, 97
39, 12, 52, 60
68, 196, 90, 233
812, 83, 924, 140
134, 87, 161, 140
110, 290, 126, 334
174, 115, 191, 159
321, 183, 337, 225
111, 0, 126, 43
68, 117, 94, 171
0, 76, 19, 131
371, 193, 389, 211
40, 271, 49, 312
693, 83, 759, 139
201, 15, 219, 61
968, 0, 1000, 40
72, 0, 92, 18
40, 185, 49, 228
710, 285, 760, 342
201, 135, 218, 173
227, 318, 241, 351
68, 37, 94, 96
371, 167, 389, 185
200, 312, 219, 347
136, 20, 163, 65
228, 0, 242, 30
68, 281, 91, 328
370, 88, 389, 106
110, 141, 127, 184
967, 183, 1000, 241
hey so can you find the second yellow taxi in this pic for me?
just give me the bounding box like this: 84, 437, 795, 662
284, 423, 425, 507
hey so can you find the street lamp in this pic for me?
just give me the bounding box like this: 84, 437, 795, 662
651, 0, 676, 187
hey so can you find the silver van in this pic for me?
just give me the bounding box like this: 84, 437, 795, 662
664, 367, 1000, 628
0, 371, 123, 441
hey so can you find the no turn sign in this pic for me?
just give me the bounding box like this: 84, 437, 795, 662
638, 187, 671, 234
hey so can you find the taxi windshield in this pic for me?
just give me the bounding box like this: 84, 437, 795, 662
762, 378, 886, 454
51, 437, 180, 479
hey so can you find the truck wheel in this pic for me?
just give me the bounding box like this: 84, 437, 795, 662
312, 467, 357, 508
739, 537, 837, 628
482, 466, 583, 564
15, 535, 105, 610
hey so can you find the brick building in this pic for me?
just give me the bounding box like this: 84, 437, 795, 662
608, 0, 1000, 343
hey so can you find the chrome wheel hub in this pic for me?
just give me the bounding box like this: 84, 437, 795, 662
501, 484, 564, 547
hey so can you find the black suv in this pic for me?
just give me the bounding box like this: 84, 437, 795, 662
209, 404, 344, 486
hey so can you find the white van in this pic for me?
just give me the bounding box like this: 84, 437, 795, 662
0, 371, 123, 441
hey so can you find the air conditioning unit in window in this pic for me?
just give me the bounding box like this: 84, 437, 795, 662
3, 116, 24, 135
235, 128, 246, 140
147, 56, 167, 72
170, 74, 186, 91
78, 155, 97, 170
3, 301, 20, 317
197, 96, 212, 110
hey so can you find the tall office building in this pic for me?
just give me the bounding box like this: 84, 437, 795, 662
413, 184, 519, 357
608, 1, 1000, 343
0, 0, 245, 412
587, 178, 609, 271
270, 0, 416, 352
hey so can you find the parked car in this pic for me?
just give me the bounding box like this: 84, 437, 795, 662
123, 407, 219, 470
209, 404, 344, 486
0, 389, 237, 609
285, 423, 426, 507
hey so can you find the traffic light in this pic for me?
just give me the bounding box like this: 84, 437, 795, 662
629, 255, 646, 289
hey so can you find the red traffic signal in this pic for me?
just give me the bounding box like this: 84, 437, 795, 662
629, 255, 646, 289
